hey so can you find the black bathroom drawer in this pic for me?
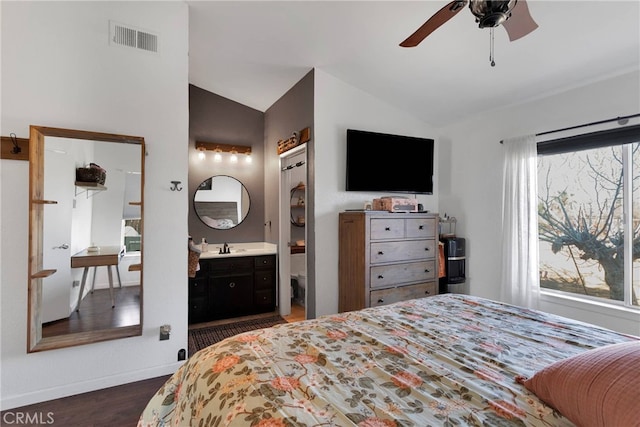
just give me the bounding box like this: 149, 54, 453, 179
207, 257, 253, 272
254, 255, 276, 269
188, 276, 208, 297
254, 270, 274, 290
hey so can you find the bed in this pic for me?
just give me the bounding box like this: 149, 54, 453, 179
138, 294, 639, 426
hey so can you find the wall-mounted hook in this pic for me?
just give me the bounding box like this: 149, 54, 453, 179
170, 181, 183, 191
10, 133, 21, 154
1, 133, 29, 161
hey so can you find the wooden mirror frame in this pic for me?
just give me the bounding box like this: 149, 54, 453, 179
28, 126, 145, 352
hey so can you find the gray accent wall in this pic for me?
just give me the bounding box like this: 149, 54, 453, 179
188, 84, 266, 244
264, 70, 315, 317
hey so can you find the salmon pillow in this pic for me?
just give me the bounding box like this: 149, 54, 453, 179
517, 340, 640, 427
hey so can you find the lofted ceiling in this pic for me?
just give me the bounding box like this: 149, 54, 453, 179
187, 1, 640, 128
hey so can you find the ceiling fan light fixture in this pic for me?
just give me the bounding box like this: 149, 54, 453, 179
469, 0, 517, 28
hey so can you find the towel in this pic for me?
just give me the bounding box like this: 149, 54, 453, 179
188, 240, 201, 278
438, 241, 446, 278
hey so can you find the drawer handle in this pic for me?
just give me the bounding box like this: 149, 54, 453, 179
229, 282, 236, 288
263, 277, 267, 281
377, 299, 384, 304
262, 260, 268, 264
425, 290, 431, 295
377, 251, 384, 255
377, 275, 384, 279
385, 227, 390, 231
425, 269, 430, 273
424, 247, 430, 251
419, 225, 424, 230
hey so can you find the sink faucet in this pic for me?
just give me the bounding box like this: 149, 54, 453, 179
223, 242, 230, 254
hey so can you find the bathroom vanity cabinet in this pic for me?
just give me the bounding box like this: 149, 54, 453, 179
188, 254, 276, 323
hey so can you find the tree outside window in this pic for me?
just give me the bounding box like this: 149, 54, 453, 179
537, 142, 639, 307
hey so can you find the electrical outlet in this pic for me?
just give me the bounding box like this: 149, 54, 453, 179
159, 324, 171, 341
178, 349, 186, 361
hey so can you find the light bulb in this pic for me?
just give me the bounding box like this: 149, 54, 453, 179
230, 151, 238, 163
214, 151, 222, 162
198, 150, 205, 160
245, 153, 252, 164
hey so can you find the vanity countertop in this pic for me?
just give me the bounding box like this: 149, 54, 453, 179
198, 242, 277, 259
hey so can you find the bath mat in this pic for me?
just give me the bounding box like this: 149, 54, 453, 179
188, 314, 287, 356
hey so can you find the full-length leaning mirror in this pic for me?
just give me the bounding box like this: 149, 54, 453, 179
194, 175, 250, 229
28, 126, 144, 352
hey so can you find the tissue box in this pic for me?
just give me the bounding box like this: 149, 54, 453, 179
373, 197, 418, 212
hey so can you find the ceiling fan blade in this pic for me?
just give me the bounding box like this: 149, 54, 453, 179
400, 0, 468, 47
502, 0, 538, 41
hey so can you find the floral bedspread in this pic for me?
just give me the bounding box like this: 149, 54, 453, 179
138, 294, 635, 426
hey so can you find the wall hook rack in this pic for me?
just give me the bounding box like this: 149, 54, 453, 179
170, 181, 182, 191
1, 133, 29, 161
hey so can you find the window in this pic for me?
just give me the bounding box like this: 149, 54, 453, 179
123, 219, 141, 252
537, 125, 640, 308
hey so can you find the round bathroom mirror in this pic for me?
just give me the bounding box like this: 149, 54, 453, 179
194, 175, 250, 229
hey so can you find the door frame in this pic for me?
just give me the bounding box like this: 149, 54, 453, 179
278, 145, 307, 317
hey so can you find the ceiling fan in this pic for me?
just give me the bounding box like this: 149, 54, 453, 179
400, 0, 538, 55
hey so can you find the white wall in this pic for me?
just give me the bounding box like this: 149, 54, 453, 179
312, 69, 438, 317
0, 2, 189, 409
439, 70, 640, 336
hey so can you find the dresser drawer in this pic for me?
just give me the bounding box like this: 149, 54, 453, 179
370, 260, 436, 288
406, 218, 436, 238
370, 218, 404, 240
370, 240, 435, 264
369, 282, 437, 307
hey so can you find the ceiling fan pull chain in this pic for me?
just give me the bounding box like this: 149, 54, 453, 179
489, 27, 496, 67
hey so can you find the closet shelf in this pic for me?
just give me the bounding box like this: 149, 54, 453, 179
290, 245, 305, 254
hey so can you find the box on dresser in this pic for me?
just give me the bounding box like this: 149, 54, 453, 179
372, 197, 418, 212
338, 211, 439, 312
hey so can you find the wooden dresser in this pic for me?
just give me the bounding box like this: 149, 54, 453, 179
339, 211, 439, 312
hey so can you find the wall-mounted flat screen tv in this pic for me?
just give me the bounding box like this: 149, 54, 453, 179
345, 129, 434, 194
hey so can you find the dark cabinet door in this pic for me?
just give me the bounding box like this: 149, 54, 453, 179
210, 273, 253, 318
188, 276, 209, 323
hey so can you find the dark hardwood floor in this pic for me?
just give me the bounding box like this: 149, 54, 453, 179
42, 286, 140, 337
0, 375, 170, 427
4, 303, 305, 426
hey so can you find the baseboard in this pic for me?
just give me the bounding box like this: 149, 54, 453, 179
0, 362, 180, 411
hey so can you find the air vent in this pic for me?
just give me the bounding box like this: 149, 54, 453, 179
110, 21, 158, 53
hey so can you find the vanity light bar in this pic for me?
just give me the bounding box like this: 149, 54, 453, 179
195, 141, 251, 156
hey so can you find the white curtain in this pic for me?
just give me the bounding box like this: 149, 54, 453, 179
500, 134, 540, 309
